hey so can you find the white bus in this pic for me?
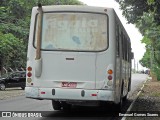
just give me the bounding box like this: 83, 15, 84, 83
25, 5, 133, 111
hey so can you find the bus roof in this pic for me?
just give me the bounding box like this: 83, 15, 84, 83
32, 5, 114, 14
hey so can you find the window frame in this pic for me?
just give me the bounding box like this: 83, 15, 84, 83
33, 11, 109, 52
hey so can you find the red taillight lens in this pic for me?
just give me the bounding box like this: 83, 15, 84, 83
27, 66, 32, 71
27, 72, 32, 77
108, 75, 112, 80
91, 94, 97, 96
41, 92, 45, 94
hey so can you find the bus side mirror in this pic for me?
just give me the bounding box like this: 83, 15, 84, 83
131, 52, 134, 59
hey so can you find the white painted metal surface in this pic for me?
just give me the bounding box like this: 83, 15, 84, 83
25, 5, 132, 107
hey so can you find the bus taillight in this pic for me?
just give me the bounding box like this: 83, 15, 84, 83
107, 69, 113, 74
27, 66, 32, 71
27, 72, 32, 77
27, 66, 32, 77
27, 66, 32, 83
107, 69, 113, 80
108, 75, 112, 80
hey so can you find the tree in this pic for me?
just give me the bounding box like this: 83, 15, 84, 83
117, 0, 160, 80
118, 0, 160, 25
139, 36, 151, 68
136, 12, 160, 69
0, 32, 26, 69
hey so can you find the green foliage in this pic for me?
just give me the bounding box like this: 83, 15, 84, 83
137, 12, 160, 70
139, 52, 150, 68
51, 0, 83, 5
118, 0, 160, 80
0, 32, 26, 68
118, 0, 160, 25
139, 37, 151, 68
119, 0, 151, 24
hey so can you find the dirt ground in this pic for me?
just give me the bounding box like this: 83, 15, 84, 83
141, 80, 160, 97
0, 87, 25, 100
126, 79, 160, 120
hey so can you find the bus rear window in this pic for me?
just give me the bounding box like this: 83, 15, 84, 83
34, 12, 108, 51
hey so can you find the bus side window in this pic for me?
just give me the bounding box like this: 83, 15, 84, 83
126, 41, 128, 61
124, 35, 127, 61
116, 25, 120, 56
129, 43, 132, 63
127, 41, 130, 62
121, 32, 124, 60
125, 37, 127, 61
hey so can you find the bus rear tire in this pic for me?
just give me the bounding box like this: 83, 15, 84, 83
115, 97, 123, 112
115, 83, 124, 112
123, 94, 128, 102
52, 100, 61, 110
61, 102, 72, 111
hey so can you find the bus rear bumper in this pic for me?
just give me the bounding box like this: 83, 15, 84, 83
25, 87, 114, 101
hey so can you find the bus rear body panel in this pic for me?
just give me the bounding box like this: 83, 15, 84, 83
38, 52, 96, 89
26, 50, 115, 102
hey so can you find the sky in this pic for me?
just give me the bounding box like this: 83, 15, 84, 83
79, 0, 146, 71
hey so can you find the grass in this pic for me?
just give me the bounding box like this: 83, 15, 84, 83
150, 92, 160, 97
139, 81, 160, 97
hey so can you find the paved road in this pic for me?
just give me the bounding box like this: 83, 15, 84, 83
0, 74, 148, 120
128, 73, 148, 97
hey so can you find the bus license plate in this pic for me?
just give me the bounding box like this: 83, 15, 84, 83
61, 82, 77, 88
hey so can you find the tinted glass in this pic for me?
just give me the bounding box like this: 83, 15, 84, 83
34, 12, 108, 51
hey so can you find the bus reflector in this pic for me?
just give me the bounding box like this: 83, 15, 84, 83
27, 78, 32, 83
108, 75, 112, 80
41, 92, 45, 94
107, 80, 113, 86
108, 69, 113, 74
27, 66, 32, 71
27, 72, 32, 77
91, 94, 97, 96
